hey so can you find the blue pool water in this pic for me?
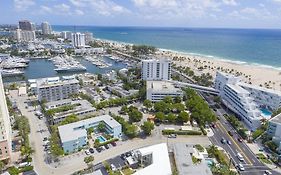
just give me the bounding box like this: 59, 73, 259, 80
97, 136, 107, 143
205, 158, 215, 167
260, 108, 272, 119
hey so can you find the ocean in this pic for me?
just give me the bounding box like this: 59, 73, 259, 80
53, 26, 281, 68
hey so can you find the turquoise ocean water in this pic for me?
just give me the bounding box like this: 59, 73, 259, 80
53, 26, 281, 69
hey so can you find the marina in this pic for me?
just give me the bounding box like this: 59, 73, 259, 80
50, 55, 87, 73
84, 55, 112, 68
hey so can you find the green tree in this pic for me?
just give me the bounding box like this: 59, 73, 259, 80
172, 103, 185, 113
124, 124, 138, 138
60, 114, 79, 125
163, 96, 173, 104
141, 121, 155, 135
128, 109, 143, 122
84, 155, 95, 164
154, 101, 168, 113
143, 99, 153, 109
98, 122, 105, 132
166, 113, 176, 123
0, 161, 5, 172
177, 111, 190, 123
174, 96, 182, 103
155, 112, 165, 121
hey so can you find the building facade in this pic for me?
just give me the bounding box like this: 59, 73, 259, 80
58, 115, 122, 153
13, 29, 36, 42
0, 74, 12, 162
19, 20, 33, 31
146, 81, 183, 102
72, 33, 86, 48
267, 114, 281, 153
141, 59, 171, 81
214, 72, 281, 130
61, 31, 73, 40
84, 32, 93, 44
36, 77, 80, 102
41, 22, 52, 35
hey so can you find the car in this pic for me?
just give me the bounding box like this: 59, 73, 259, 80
168, 134, 177, 138
89, 148, 95, 154
237, 164, 245, 171
85, 150, 91, 155
25, 106, 28, 109
43, 137, 48, 141
125, 151, 132, 157
264, 170, 272, 175
221, 138, 226, 144
121, 153, 126, 160
237, 153, 245, 162
228, 131, 233, 136
111, 142, 117, 147
110, 164, 117, 171
227, 140, 232, 145
238, 138, 243, 142
104, 144, 109, 149
96, 147, 102, 153
213, 108, 217, 112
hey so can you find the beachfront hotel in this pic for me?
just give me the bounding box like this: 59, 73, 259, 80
41, 21, 52, 35
141, 59, 171, 81
215, 72, 281, 130
0, 74, 12, 162
146, 81, 183, 102
58, 115, 122, 153
33, 76, 80, 102
267, 113, 281, 153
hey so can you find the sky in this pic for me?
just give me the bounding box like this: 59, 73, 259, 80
1, 0, 281, 28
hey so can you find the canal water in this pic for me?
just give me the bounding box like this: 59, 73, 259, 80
3, 56, 126, 81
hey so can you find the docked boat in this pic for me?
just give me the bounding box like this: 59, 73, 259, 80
0, 69, 24, 77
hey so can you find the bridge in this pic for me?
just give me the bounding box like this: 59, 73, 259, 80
169, 80, 219, 95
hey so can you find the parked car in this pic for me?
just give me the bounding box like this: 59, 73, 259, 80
43, 137, 48, 142
85, 150, 91, 155
110, 164, 117, 171
96, 147, 102, 153
104, 144, 109, 149
121, 154, 126, 160
19, 162, 31, 168
168, 134, 177, 138
238, 138, 243, 142
125, 151, 131, 157
89, 148, 95, 154
111, 142, 117, 147
228, 131, 233, 136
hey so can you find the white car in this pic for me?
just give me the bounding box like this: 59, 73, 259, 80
264, 170, 272, 175
85, 150, 91, 155
110, 164, 117, 171
237, 164, 245, 171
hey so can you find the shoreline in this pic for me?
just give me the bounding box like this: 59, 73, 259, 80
95, 37, 281, 71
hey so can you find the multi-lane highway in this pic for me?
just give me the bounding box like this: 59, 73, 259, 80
210, 107, 280, 175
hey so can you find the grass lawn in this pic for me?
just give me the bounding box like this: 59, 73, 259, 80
256, 153, 272, 164
121, 168, 134, 175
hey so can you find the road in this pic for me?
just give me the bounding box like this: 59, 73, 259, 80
210, 106, 280, 175
9, 90, 211, 175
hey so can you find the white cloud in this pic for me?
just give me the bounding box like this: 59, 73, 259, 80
54, 3, 71, 15
69, 0, 130, 16
40, 5, 53, 14
14, 0, 35, 11
75, 9, 84, 16
222, 0, 238, 6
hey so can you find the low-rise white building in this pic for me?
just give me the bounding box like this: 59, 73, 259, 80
58, 115, 122, 153
36, 77, 80, 102
215, 71, 281, 130
267, 114, 281, 153
146, 81, 183, 102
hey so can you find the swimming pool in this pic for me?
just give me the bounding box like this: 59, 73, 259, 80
260, 108, 272, 119
97, 136, 107, 143
205, 158, 215, 167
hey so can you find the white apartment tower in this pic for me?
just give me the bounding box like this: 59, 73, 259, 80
141, 59, 171, 81
41, 22, 52, 35
0, 74, 12, 162
84, 32, 93, 44
72, 33, 86, 48
13, 29, 36, 42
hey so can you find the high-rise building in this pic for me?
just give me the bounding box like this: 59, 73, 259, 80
13, 29, 36, 42
61, 31, 72, 40
41, 22, 52, 35
71, 33, 86, 48
267, 114, 281, 153
0, 74, 12, 162
84, 32, 93, 44
19, 20, 33, 31
141, 59, 171, 81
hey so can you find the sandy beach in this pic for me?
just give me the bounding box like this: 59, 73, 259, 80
157, 49, 281, 91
